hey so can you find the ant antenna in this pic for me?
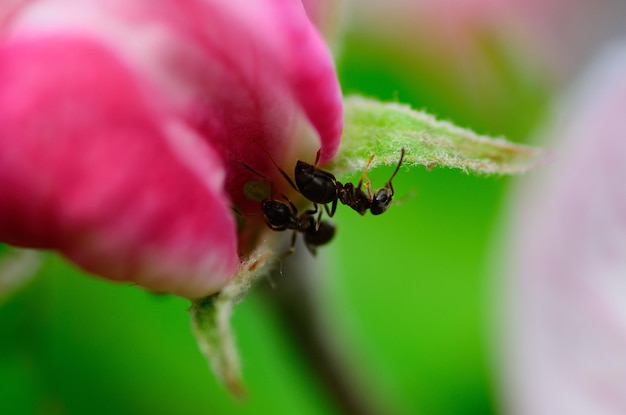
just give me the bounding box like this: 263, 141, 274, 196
313, 148, 322, 166
242, 160, 268, 180
386, 147, 405, 190
242, 161, 277, 199
251, 140, 299, 192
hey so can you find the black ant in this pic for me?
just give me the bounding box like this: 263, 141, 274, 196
257, 143, 405, 217
335, 149, 405, 215
260, 197, 335, 256
242, 161, 336, 256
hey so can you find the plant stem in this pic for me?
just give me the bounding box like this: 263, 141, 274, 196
260, 251, 379, 415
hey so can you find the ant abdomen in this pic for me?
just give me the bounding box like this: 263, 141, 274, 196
294, 160, 338, 204
304, 220, 336, 255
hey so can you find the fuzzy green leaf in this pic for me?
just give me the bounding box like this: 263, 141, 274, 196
327, 95, 547, 175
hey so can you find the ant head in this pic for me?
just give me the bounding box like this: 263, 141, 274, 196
261, 199, 293, 227
370, 187, 393, 215
370, 147, 405, 216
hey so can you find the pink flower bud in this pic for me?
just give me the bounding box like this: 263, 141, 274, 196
0, 0, 343, 298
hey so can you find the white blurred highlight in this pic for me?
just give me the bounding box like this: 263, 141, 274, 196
498, 42, 626, 415
0, 248, 41, 304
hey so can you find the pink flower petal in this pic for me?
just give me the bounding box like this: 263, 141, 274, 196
0, 36, 238, 298
0, 0, 343, 297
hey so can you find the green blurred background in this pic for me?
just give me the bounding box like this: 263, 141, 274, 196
0, 8, 551, 415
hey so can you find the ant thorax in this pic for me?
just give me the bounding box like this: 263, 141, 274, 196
337, 182, 370, 216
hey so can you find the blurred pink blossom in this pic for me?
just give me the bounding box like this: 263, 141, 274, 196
500, 42, 626, 414
349, 0, 626, 93
0, 0, 342, 298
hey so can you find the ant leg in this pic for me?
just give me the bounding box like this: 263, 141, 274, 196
276, 228, 299, 260
357, 165, 374, 200
276, 167, 299, 193
274, 230, 299, 263
303, 203, 325, 231
315, 209, 323, 231
280, 193, 299, 216
300, 201, 323, 231
365, 179, 374, 200
357, 154, 376, 191
280, 230, 297, 258
303, 201, 319, 216
325, 198, 338, 217
289, 230, 297, 255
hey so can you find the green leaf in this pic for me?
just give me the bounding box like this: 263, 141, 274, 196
327, 95, 547, 175
189, 246, 276, 397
